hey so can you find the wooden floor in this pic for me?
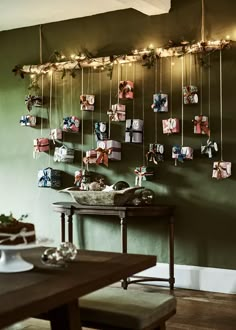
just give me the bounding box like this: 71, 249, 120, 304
3, 284, 236, 330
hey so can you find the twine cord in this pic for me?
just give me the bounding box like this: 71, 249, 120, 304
219, 50, 223, 161
181, 57, 184, 146
81, 68, 84, 168
142, 66, 145, 164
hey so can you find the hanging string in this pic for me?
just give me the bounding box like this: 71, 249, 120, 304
91, 68, 94, 149
117, 62, 120, 105
208, 55, 211, 137
132, 62, 136, 119
200, 64, 203, 115
99, 70, 102, 121
201, 0, 205, 41
170, 59, 173, 118
70, 75, 73, 116
154, 59, 158, 143
81, 68, 84, 168
142, 65, 145, 164
159, 58, 163, 92
108, 78, 112, 139
189, 54, 192, 85
48, 71, 53, 166
219, 49, 223, 161
39, 25, 44, 137
39, 25, 43, 64
181, 57, 184, 146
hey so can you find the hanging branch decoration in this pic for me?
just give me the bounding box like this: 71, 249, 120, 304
12, 38, 231, 82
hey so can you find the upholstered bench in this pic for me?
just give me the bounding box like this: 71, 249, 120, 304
80, 286, 176, 330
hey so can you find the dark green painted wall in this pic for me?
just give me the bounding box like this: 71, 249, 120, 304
0, 0, 236, 269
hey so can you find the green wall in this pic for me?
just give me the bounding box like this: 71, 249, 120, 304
0, 0, 236, 270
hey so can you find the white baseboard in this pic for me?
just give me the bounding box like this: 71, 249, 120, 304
135, 263, 236, 294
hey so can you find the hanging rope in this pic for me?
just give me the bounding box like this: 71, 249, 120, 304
219, 49, 223, 161
81, 68, 84, 168
39, 25, 43, 64
200, 64, 203, 115
159, 57, 163, 92
132, 62, 136, 119
99, 70, 102, 121
170, 59, 173, 118
208, 55, 211, 135
108, 78, 112, 139
201, 0, 205, 41
189, 54, 192, 85
91, 67, 94, 149
142, 65, 145, 164
154, 59, 158, 143
48, 71, 53, 166
181, 57, 184, 146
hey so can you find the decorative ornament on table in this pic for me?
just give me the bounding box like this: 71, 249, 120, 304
94, 122, 108, 141
134, 166, 155, 187
113, 181, 130, 191
162, 118, 180, 134
193, 115, 210, 135
80, 94, 95, 111
125, 119, 143, 143
25, 95, 42, 112
41, 242, 77, 267
151, 93, 168, 112
183, 85, 198, 104
201, 138, 218, 158
74, 169, 91, 190
172, 145, 193, 166
38, 167, 61, 188
62, 116, 80, 133
107, 104, 126, 122
131, 188, 155, 206
119, 80, 134, 99
20, 115, 36, 127
146, 143, 164, 165
53, 145, 74, 163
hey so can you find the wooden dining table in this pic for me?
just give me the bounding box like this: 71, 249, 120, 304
0, 247, 156, 330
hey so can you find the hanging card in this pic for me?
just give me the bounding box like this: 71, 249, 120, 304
119, 80, 134, 99
80, 95, 95, 111
162, 118, 180, 134
212, 161, 231, 180
151, 93, 168, 112
183, 85, 198, 104
125, 119, 143, 143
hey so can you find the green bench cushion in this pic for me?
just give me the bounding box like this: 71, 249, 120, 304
80, 287, 176, 329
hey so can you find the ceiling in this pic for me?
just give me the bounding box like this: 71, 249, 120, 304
0, 0, 171, 32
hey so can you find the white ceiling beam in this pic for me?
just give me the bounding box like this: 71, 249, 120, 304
117, 0, 171, 15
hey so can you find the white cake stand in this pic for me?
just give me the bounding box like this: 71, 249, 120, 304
0, 241, 50, 273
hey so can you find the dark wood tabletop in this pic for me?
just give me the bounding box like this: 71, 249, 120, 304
0, 247, 156, 330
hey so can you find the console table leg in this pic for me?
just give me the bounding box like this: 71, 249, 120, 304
169, 215, 175, 290
61, 213, 65, 242
120, 217, 127, 254
68, 214, 73, 243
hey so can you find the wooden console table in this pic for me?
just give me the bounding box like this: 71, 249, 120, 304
52, 202, 175, 290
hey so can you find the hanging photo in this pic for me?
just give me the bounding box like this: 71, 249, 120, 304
134, 166, 155, 187
80, 95, 95, 111
201, 139, 218, 158
119, 80, 134, 99
162, 118, 180, 134
97, 140, 121, 161
151, 93, 168, 112
20, 115, 36, 126
183, 85, 198, 104
94, 122, 108, 141
63, 116, 80, 132
25, 95, 42, 112
212, 161, 231, 180
83, 149, 97, 165
193, 115, 210, 135
125, 119, 143, 143
49, 128, 62, 142
38, 167, 61, 188
53, 145, 74, 163
172, 145, 193, 164
146, 143, 164, 164
107, 104, 126, 122
33, 138, 49, 153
